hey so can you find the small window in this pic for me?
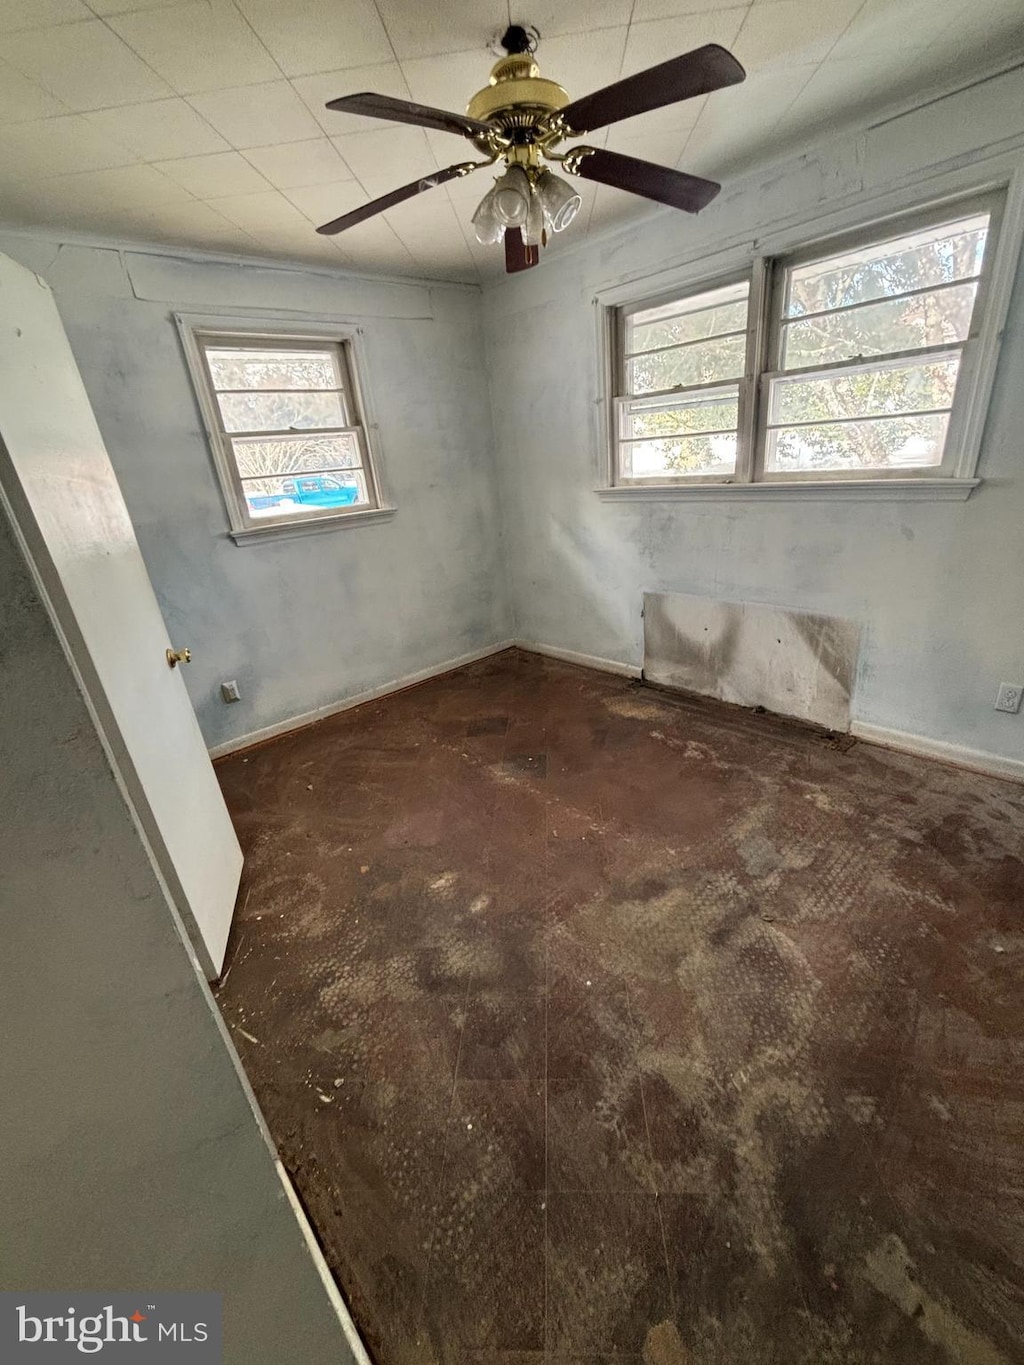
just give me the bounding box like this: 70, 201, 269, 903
184, 328, 383, 536
614, 277, 751, 483
762, 205, 993, 477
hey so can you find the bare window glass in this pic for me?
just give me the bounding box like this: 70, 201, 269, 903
197, 337, 378, 525
616, 279, 750, 481
765, 209, 991, 474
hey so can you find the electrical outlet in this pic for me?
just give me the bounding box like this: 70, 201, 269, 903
994, 682, 1023, 714
221, 679, 241, 703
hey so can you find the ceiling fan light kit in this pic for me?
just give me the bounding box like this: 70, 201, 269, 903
317, 24, 746, 273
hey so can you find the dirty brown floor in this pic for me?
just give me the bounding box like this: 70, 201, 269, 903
214, 649, 1024, 1365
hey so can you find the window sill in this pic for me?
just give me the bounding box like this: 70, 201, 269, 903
596, 478, 980, 503
229, 506, 396, 545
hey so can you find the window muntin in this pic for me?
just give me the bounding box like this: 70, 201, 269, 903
196, 335, 378, 527
764, 207, 991, 476
616, 278, 751, 481
609, 194, 1002, 488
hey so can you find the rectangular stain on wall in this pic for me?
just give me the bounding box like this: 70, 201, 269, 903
643, 591, 860, 732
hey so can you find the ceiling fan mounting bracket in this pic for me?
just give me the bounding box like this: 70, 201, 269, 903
500, 24, 537, 55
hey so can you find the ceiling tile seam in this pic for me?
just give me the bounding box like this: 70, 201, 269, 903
0, 17, 163, 108
2, 10, 91, 33
732, 64, 823, 163
815, 0, 871, 66
11, 3, 284, 159
221, 0, 294, 85
0, 59, 72, 122
350, 0, 448, 272
0, 160, 208, 204
349, 4, 482, 281
673, 4, 766, 169
236, 141, 356, 190
579, 0, 639, 239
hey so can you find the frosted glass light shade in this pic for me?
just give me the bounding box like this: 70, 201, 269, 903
536, 169, 581, 233
491, 165, 531, 227
471, 189, 504, 245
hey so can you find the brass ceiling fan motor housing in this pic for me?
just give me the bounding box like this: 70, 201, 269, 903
467, 54, 569, 145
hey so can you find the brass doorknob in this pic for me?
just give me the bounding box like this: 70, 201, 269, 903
166, 647, 192, 668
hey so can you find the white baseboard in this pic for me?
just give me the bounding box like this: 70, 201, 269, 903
208, 639, 516, 758
851, 721, 1024, 784
514, 638, 642, 679
209, 641, 1022, 786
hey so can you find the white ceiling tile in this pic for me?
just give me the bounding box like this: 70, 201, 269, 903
108, 2, 282, 94
681, 60, 816, 171
0, 0, 1017, 274
233, 0, 393, 77
87, 0, 209, 13
331, 125, 435, 197
293, 61, 413, 136
187, 81, 322, 148
203, 188, 312, 233
374, 0, 500, 61
771, 47, 918, 145
0, 60, 70, 123
0, 114, 140, 178
282, 179, 370, 225
111, 199, 262, 252
732, 0, 864, 70
3, 164, 193, 227
532, 28, 629, 103
828, 0, 936, 58
382, 176, 466, 234
3, 19, 173, 110
0, 0, 92, 31
922, 0, 1024, 69
622, 10, 749, 74
154, 149, 272, 196
521, 1, 635, 39
83, 97, 230, 159
242, 137, 352, 189
601, 97, 704, 148
604, 125, 696, 167
246, 226, 348, 260
401, 47, 497, 112
421, 125, 487, 170
630, 0, 753, 21
588, 180, 649, 230
331, 218, 419, 273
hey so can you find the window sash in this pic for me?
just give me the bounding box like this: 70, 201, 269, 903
194, 332, 379, 529
613, 272, 754, 486
609, 190, 1002, 488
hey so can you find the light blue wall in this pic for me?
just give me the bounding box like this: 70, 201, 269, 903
482, 67, 1024, 769
0, 236, 511, 752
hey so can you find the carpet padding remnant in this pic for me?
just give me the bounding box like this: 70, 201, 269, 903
214, 649, 1024, 1365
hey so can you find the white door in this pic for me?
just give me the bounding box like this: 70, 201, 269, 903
0, 253, 242, 978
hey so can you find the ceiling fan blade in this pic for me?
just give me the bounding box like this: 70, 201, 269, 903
325, 92, 496, 141
504, 227, 539, 274
564, 147, 720, 214
555, 45, 745, 136
317, 161, 484, 234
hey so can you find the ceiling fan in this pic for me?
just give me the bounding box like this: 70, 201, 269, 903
316, 24, 746, 273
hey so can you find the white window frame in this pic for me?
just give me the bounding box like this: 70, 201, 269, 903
596, 165, 1024, 502
612, 271, 757, 488
176, 314, 393, 543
